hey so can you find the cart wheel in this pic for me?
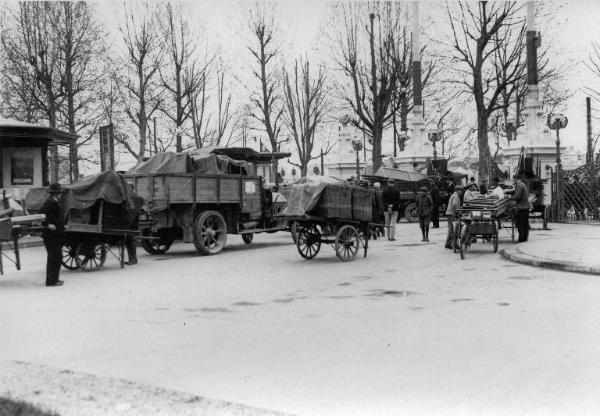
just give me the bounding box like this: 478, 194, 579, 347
242, 233, 254, 244
141, 234, 173, 254
296, 224, 321, 259
193, 210, 227, 255
460, 229, 470, 260
492, 224, 499, 253
404, 202, 419, 223
61, 244, 79, 270
335, 225, 360, 262
75, 242, 107, 271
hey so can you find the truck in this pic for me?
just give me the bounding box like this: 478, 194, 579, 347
122, 147, 291, 255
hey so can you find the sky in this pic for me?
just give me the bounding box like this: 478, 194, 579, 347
91, 0, 600, 168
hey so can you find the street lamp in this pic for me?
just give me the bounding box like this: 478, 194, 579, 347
397, 131, 408, 152
500, 116, 517, 142
352, 139, 363, 181
427, 128, 441, 161
547, 113, 568, 220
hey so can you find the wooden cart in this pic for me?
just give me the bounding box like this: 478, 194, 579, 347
0, 215, 45, 275
61, 200, 139, 271
456, 208, 499, 260
289, 215, 371, 262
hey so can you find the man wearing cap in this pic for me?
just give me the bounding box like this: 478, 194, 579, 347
510, 175, 530, 243
445, 184, 463, 249
416, 186, 434, 242
40, 183, 66, 286
382, 178, 401, 241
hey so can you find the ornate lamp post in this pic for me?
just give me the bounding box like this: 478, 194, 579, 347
397, 131, 408, 152
427, 129, 441, 161
547, 113, 568, 220
352, 139, 363, 181
499, 116, 517, 143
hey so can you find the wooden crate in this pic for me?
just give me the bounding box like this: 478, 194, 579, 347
311, 185, 352, 219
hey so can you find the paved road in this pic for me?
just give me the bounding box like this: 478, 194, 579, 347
2, 224, 600, 415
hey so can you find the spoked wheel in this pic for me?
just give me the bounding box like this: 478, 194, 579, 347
61, 243, 79, 270
75, 242, 107, 271
296, 224, 321, 259
460, 229, 470, 260
141, 235, 174, 254
241, 233, 254, 244
193, 210, 227, 255
492, 224, 499, 253
335, 225, 360, 262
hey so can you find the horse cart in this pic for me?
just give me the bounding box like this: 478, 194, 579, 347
122, 148, 291, 256
0, 214, 45, 275
25, 171, 144, 271
277, 180, 376, 261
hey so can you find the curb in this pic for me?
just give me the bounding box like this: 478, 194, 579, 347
499, 247, 600, 276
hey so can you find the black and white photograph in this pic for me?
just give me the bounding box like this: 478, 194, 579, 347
1, 0, 600, 415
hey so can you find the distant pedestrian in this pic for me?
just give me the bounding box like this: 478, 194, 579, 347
40, 183, 66, 287
479, 178, 488, 195
372, 182, 385, 238
469, 177, 479, 192
416, 186, 434, 242
429, 181, 440, 228
510, 175, 530, 242
382, 178, 401, 241
463, 182, 479, 202
445, 184, 463, 249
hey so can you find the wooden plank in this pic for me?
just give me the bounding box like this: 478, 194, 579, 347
220, 177, 241, 202
196, 177, 218, 203
167, 176, 195, 203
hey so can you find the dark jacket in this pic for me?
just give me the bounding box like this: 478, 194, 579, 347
40, 196, 65, 238
430, 184, 440, 206
510, 180, 530, 210
373, 189, 385, 220
382, 185, 401, 211
416, 194, 434, 216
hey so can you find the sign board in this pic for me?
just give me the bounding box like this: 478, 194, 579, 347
10, 149, 35, 185
99, 124, 115, 171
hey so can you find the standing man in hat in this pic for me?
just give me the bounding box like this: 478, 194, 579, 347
382, 178, 401, 241
416, 186, 434, 242
510, 175, 530, 243
445, 184, 464, 249
40, 183, 66, 286
429, 180, 440, 228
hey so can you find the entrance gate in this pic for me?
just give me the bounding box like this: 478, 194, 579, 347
551, 163, 600, 223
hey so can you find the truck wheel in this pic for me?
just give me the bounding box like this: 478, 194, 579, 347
193, 210, 227, 255
141, 234, 173, 254
404, 202, 419, 223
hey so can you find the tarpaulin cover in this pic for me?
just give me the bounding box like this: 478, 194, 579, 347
24, 171, 145, 221
279, 182, 328, 217
127, 152, 253, 175
127, 152, 191, 174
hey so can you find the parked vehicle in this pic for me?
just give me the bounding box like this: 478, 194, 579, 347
122, 148, 290, 256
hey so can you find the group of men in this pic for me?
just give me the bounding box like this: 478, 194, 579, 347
444, 176, 531, 249
373, 175, 531, 248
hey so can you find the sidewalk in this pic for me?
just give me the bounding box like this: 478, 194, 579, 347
500, 222, 600, 275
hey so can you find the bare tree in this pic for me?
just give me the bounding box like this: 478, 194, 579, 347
282, 59, 330, 177
1, 2, 64, 182
54, 1, 106, 181
248, 5, 285, 183
446, 1, 524, 180
335, 2, 412, 172
158, 3, 207, 152
116, 3, 163, 161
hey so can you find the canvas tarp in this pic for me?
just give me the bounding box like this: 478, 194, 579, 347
127, 152, 253, 175
24, 171, 145, 222
279, 182, 328, 217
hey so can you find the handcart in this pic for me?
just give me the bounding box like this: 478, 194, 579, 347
60, 199, 140, 272
287, 215, 371, 261
456, 208, 499, 260
0, 214, 45, 275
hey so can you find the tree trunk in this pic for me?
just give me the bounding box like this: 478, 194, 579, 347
477, 115, 492, 181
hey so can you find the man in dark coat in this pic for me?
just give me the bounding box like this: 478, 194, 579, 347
382, 179, 401, 241
416, 186, 434, 242
510, 175, 530, 242
40, 183, 66, 286
429, 180, 440, 228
